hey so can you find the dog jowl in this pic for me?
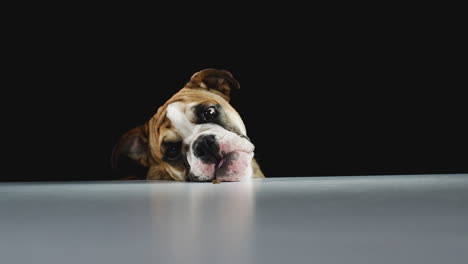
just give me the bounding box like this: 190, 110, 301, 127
112, 69, 265, 182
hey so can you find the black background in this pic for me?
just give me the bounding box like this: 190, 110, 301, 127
4, 15, 467, 182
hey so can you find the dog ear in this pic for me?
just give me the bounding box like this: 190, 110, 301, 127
111, 125, 150, 171
186, 69, 240, 101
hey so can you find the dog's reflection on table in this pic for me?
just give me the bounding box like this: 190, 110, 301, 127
148, 181, 256, 264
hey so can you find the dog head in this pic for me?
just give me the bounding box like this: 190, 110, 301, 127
112, 69, 262, 182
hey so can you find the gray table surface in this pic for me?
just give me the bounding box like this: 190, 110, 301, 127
1, 174, 468, 264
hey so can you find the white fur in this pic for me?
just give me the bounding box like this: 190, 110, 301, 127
166, 102, 196, 141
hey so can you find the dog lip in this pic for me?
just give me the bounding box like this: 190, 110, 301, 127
214, 150, 247, 170
216, 158, 224, 169
213, 150, 253, 174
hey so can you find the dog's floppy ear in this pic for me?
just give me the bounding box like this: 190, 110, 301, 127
186, 69, 240, 101
111, 125, 150, 171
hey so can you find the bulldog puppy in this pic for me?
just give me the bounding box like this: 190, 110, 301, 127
112, 69, 265, 182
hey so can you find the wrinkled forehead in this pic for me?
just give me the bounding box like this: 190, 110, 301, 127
159, 98, 247, 144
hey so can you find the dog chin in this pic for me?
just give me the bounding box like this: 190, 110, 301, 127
189, 150, 254, 182
215, 151, 254, 181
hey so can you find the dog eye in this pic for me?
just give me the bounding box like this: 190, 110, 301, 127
204, 106, 218, 121
164, 143, 181, 161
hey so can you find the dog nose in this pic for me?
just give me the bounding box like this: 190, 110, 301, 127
193, 135, 219, 163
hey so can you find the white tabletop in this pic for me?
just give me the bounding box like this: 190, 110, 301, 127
1, 175, 468, 264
